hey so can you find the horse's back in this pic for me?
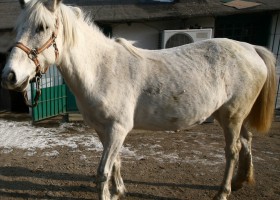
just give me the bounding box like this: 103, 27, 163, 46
133, 38, 268, 130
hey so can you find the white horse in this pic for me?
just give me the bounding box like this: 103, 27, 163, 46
1, 0, 276, 199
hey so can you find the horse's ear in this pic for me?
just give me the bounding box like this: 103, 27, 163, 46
44, 0, 62, 12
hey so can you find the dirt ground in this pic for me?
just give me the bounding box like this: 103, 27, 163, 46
0, 112, 279, 200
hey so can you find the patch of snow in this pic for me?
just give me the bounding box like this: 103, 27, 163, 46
80, 155, 87, 160
1, 147, 13, 154
42, 150, 59, 157
0, 119, 226, 166
262, 151, 275, 155
161, 153, 179, 163
121, 146, 137, 157
254, 156, 265, 161
0, 120, 136, 158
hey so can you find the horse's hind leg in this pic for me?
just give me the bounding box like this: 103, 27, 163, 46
213, 117, 242, 200
232, 125, 255, 191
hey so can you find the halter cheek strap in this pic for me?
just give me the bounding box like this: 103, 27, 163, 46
14, 19, 59, 108
15, 19, 59, 76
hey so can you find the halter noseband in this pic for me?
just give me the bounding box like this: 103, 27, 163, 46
14, 19, 59, 107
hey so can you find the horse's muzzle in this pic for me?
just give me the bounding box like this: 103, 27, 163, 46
1, 71, 29, 92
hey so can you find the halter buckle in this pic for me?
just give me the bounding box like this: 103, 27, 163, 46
28, 48, 38, 60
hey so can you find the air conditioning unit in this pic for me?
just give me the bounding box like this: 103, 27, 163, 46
161, 29, 212, 49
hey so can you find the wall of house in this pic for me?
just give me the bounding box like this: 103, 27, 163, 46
268, 12, 280, 108
111, 17, 215, 50
268, 12, 280, 75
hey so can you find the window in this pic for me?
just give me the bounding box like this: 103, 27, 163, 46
215, 13, 271, 46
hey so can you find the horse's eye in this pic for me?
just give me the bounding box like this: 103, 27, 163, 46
35, 24, 48, 33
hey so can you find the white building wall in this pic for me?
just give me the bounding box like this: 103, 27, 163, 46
112, 17, 215, 50
112, 22, 162, 49
268, 12, 280, 108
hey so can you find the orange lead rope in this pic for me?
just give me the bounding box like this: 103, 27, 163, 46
23, 76, 41, 108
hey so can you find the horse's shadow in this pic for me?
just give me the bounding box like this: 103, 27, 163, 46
125, 180, 219, 200
0, 166, 96, 200
0, 166, 219, 200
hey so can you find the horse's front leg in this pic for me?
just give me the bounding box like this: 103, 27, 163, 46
112, 154, 127, 199
96, 123, 129, 200
214, 121, 242, 200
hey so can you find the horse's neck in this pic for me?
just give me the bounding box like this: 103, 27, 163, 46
58, 24, 116, 99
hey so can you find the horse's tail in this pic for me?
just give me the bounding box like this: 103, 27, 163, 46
247, 46, 277, 133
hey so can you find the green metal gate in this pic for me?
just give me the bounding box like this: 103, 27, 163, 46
31, 66, 72, 122
66, 86, 78, 112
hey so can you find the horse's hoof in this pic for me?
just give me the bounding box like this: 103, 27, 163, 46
231, 177, 243, 191
112, 195, 120, 200
231, 181, 243, 191
111, 185, 127, 200
111, 192, 125, 200
213, 193, 228, 200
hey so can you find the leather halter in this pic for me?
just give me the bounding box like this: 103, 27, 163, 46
14, 19, 59, 107
15, 19, 59, 75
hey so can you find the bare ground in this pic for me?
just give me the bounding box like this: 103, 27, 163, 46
0, 112, 279, 200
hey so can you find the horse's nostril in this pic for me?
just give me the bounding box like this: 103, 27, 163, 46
7, 71, 17, 83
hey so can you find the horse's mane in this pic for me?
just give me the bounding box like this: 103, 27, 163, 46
115, 38, 142, 58
17, 0, 142, 58
16, 1, 56, 33
16, 0, 104, 49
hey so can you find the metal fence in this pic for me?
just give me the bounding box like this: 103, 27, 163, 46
31, 66, 67, 121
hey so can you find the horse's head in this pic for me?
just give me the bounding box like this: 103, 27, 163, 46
1, 0, 63, 92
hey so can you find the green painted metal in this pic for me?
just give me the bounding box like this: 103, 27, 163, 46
66, 86, 78, 112
31, 66, 67, 121
31, 66, 79, 122
31, 83, 67, 121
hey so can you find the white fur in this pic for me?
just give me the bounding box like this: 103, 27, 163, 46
1, 1, 276, 200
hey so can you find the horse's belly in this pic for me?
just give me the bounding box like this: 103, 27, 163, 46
134, 115, 208, 131
133, 100, 218, 131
